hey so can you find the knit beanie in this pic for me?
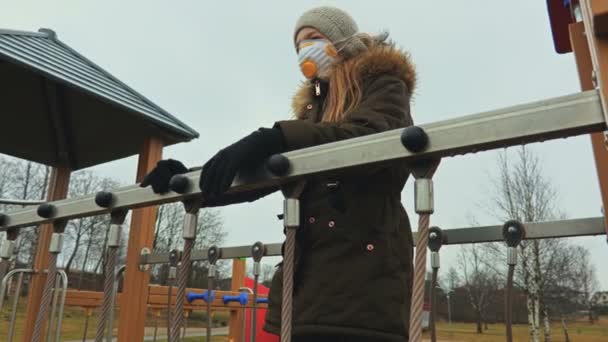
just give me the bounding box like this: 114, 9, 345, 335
294, 6, 367, 58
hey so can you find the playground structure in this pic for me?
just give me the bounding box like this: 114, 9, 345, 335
1, 1, 608, 341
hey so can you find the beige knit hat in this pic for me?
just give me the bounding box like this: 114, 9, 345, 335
294, 6, 367, 58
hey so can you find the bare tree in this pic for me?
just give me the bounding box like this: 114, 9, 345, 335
151, 202, 227, 286
479, 146, 595, 342
0, 157, 50, 266
572, 247, 598, 324
458, 244, 499, 333
442, 267, 461, 294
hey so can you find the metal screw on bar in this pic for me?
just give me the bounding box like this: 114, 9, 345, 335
95, 191, 115, 208
250, 241, 265, 342
266, 154, 291, 176
400, 125, 429, 153
169, 249, 180, 279
502, 220, 525, 342
503, 220, 525, 266
170, 174, 192, 194
37, 203, 56, 218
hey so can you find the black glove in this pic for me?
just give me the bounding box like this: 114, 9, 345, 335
200, 127, 285, 198
140, 159, 188, 194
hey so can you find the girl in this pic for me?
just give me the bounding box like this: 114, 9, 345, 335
142, 6, 416, 341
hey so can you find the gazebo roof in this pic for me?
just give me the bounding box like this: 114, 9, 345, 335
0, 28, 199, 170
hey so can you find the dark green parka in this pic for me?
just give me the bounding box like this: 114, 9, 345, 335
264, 42, 417, 341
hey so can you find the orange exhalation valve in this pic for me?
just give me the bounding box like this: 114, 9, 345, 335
300, 60, 317, 79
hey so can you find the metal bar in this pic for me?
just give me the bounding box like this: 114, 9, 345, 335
0, 198, 45, 206
0, 268, 34, 313
0, 91, 604, 230
442, 216, 605, 245
140, 217, 605, 264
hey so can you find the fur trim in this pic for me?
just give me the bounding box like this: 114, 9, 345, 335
291, 42, 416, 118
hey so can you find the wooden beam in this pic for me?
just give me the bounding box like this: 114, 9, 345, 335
117, 137, 163, 341
593, 0, 608, 37
570, 21, 608, 239
228, 259, 246, 342
21, 166, 71, 342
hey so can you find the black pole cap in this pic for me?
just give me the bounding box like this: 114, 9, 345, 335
251, 241, 265, 262
428, 226, 445, 252
400, 126, 429, 153
502, 220, 526, 247
266, 154, 290, 176
37, 203, 56, 218
169, 174, 191, 194
95, 191, 115, 208
208, 245, 220, 265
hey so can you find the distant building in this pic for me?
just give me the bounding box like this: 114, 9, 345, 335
591, 291, 608, 306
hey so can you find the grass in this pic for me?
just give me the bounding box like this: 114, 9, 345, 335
430, 318, 608, 342
2, 296, 608, 341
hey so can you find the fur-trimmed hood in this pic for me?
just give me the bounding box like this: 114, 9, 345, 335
291, 41, 416, 118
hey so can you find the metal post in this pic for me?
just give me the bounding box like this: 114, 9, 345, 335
82, 308, 93, 342
409, 160, 440, 342
250, 242, 265, 342
206, 246, 221, 342
95, 210, 127, 342
171, 200, 200, 342
281, 195, 301, 342
503, 220, 525, 342
428, 226, 444, 342
167, 249, 179, 341
447, 292, 452, 325
152, 309, 161, 342
32, 219, 67, 342
239, 287, 254, 342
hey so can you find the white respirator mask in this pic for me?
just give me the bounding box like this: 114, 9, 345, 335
297, 39, 338, 80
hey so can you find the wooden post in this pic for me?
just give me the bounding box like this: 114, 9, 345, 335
21, 166, 71, 342
228, 258, 246, 342
117, 137, 163, 341
570, 6, 608, 238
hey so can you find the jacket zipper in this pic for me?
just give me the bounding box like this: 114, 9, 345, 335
314, 79, 321, 97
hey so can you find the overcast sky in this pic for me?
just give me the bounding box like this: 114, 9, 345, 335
3, 0, 607, 288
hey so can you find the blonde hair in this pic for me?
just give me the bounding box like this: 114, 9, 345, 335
322, 34, 378, 123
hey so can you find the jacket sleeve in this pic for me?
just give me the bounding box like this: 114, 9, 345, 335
274, 74, 412, 151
